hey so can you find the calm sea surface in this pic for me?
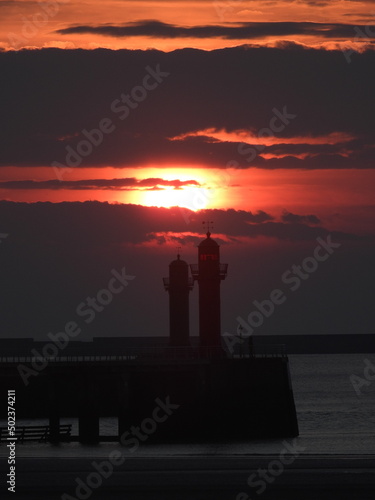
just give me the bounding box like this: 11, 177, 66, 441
2, 353, 375, 457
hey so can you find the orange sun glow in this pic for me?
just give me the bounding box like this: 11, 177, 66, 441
134, 167, 229, 210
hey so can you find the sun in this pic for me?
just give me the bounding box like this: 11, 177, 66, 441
131, 166, 214, 210
126, 166, 231, 210
141, 185, 210, 210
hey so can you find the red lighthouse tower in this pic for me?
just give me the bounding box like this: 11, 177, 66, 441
190, 225, 228, 348
163, 253, 193, 346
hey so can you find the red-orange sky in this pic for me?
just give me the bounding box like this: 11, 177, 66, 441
1, 2, 375, 228
1, 1, 375, 235
1, 0, 375, 51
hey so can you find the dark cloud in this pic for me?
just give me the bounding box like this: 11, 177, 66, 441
0, 201, 363, 252
167, 134, 375, 169
0, 177, 200, 190
0, 0, 24, 6
0, 201, 276, 246
56, 20, 375, 40
282, 211, 321, 225
0, 46, 374, 169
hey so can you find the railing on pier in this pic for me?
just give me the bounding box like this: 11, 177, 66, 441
0, 346, 226, 365
225, 344, 287, 359
0, 344, 287, 365
0, 424, 72, 443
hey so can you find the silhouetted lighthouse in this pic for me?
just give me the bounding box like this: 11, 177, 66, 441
190, 226, 228, 347
163, 253, 193, 346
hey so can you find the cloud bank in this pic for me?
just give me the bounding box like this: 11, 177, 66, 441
1, 46, 374, 170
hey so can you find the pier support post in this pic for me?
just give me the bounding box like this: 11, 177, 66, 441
118, 373, 131, 442
78, 376, 99, 443
48, 378, 60, 443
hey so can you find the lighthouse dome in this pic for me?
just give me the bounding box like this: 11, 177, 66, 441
170, 255, 188, 266
198, 232, 219, 247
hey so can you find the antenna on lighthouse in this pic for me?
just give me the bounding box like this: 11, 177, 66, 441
202, 220, 214, 237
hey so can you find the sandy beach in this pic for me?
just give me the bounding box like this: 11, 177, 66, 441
1, 454, 375, 500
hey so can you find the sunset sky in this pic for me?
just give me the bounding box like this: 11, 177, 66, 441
0, 1, 374, 341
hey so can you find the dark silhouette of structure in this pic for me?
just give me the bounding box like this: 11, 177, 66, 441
163, 253, 193, 346
190, 230, 228, 348
0, 228, 299, 443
